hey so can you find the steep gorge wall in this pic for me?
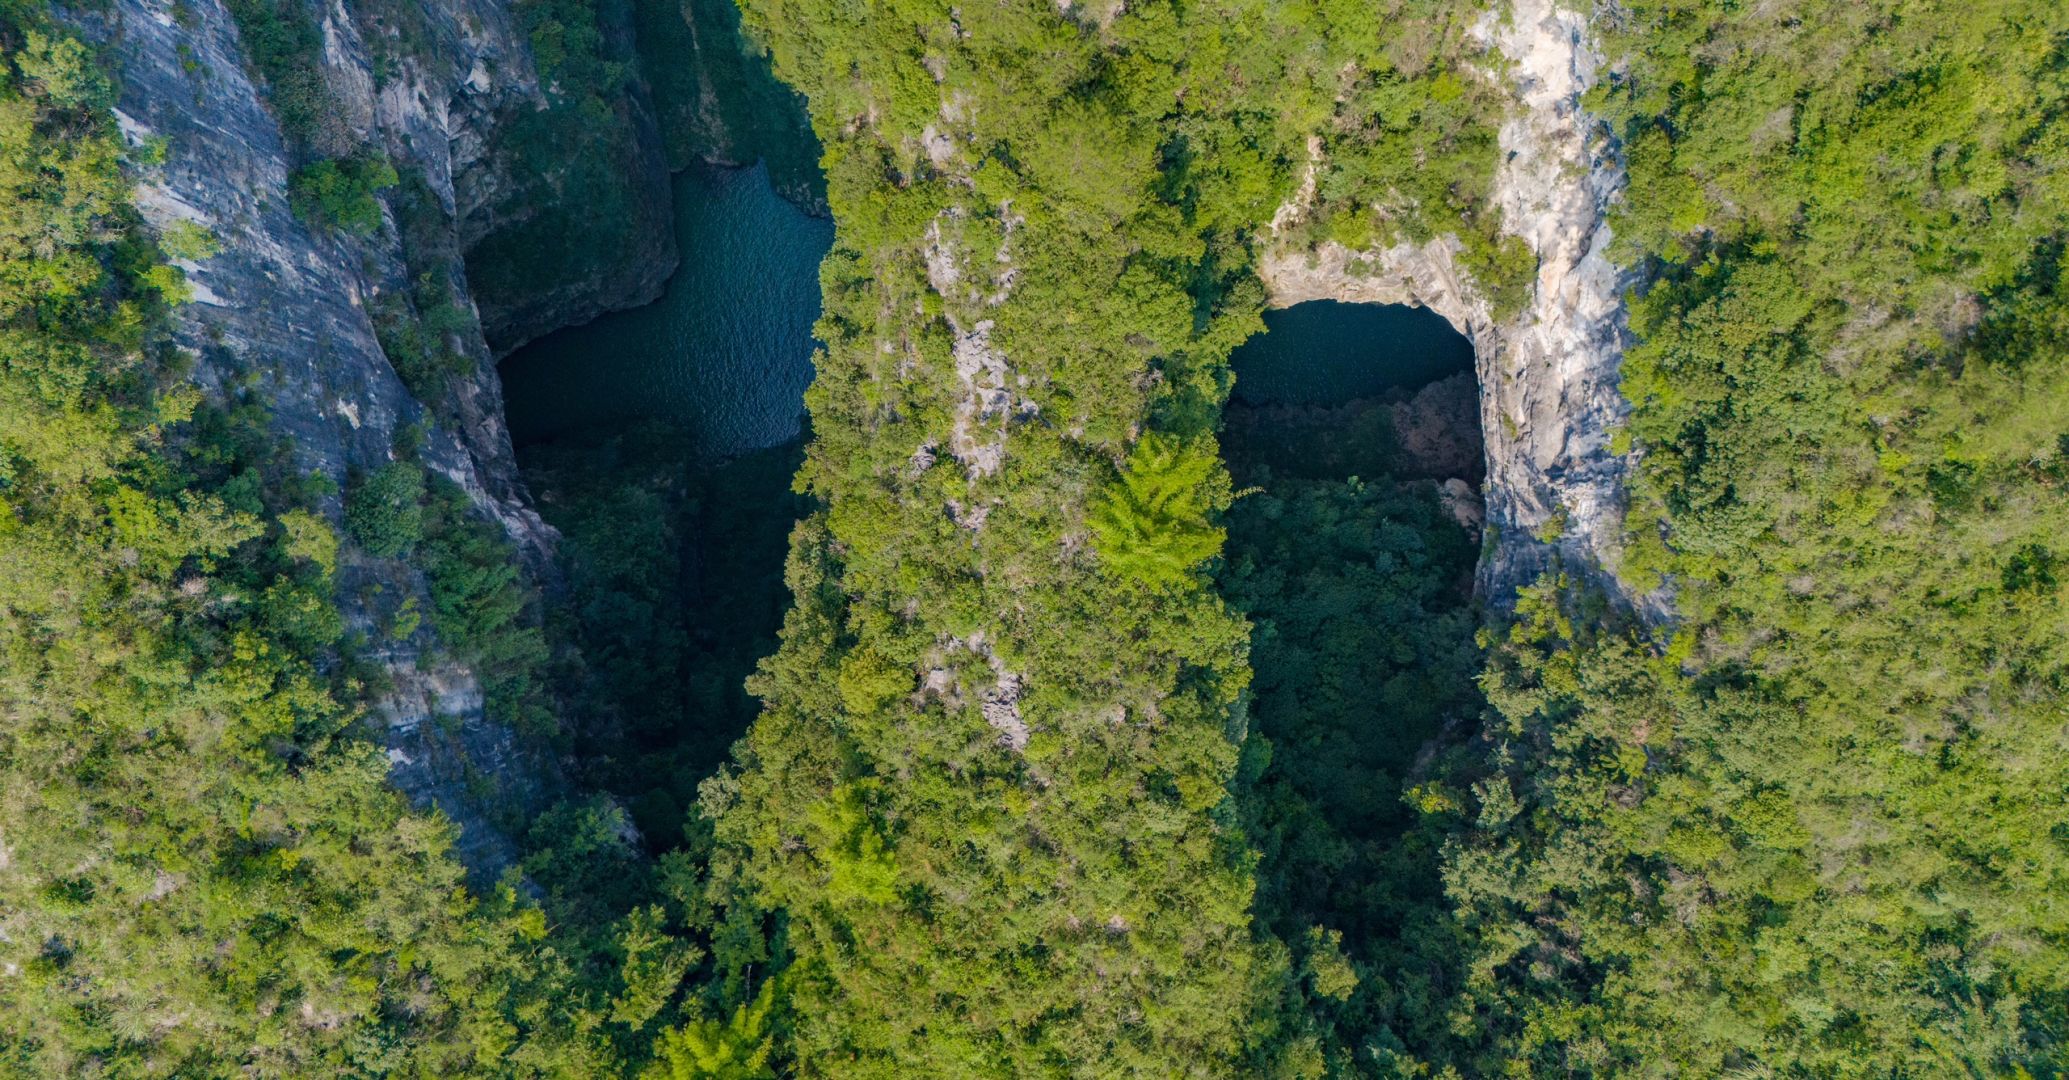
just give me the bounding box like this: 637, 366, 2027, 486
453, 2, 680, 352
63, 0, 681, 873
1260, 0, 1664, 617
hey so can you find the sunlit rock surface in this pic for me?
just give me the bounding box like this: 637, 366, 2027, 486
59, 0, 677, 875
1261, 0, 1668, 618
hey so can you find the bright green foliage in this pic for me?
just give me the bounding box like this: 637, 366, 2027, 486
708, 0, 2069, 1072
803, 781, 898, 907
611, 905, 704, 1029
1088, 433, 1229, 586
1276, 5, 1528, 315
645, 978, 781, 1080
279, 506, 339, 578
15, 29, 106, 109
16, 0, 2064, 1073
289, 153, 400, 235
1412, 2, 2069, 1075
699, 0, 1511, 1071
158, 218, 221, 261
1302, 928, 1359, 1004
344, 459, 425, 557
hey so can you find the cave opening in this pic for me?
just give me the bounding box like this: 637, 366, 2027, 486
497, 161, 830, 849
1220, 300, 1487, 973
1222, 300, 1482, 490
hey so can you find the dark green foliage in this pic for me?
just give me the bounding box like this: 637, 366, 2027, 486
374, 172, 480, 398
17, 0, 2068, 1073
288, 153, 399, 235
632, 0, 825, 205
373, 286, 472, 397
1214, 385, 1486, 1071
344, 459, 425, 557
464, 0, 663, 346
519, 0, 614, 83
420, 477, 554, 732
1223, 465, 1482, 1072
222, 0, 341, 149
521, 427, 804, 849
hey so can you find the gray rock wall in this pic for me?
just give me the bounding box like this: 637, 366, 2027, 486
63, 0, 681, 876
1259, 0, 1668, 619
452, 1, 679, 352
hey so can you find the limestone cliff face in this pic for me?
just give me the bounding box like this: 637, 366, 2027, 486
60, 0, 678, 874
1260, 0, 1666, 617
456, 4, 679, 353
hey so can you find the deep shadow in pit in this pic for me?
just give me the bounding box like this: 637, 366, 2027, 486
518, 425, 806, 851
1222, 300, 1488, 1046
497, 162, 829, 852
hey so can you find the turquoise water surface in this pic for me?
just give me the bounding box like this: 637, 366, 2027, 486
1230, 301, 1473, 405
499, 161, 832, 456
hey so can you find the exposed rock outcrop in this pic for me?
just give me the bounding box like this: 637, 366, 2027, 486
1260, 0, 1666, 617
445, 1, 678, 352
61, 0, 682, 876
1387, 372, 1484, 483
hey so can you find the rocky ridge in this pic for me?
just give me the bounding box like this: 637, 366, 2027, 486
1260, 0, 1666, 617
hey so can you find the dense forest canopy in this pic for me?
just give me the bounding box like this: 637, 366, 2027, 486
0, 0, 2063, 1077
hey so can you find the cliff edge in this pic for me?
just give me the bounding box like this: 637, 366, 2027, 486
1260, 0, 1667, 618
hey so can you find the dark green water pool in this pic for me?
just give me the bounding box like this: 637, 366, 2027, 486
1230, 301, 1473, 406
499, 161, 833, 455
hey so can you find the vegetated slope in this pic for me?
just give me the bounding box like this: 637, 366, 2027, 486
0, 8, 613, 1074
688, 0, 1506, 1073
0, 1, 825, 1074
450, 0, 680, 351
696, 0, 2069, 1075
1421, 2, 2069, 1075
1219, 399, 1486, 1073
519, 427, 807, 850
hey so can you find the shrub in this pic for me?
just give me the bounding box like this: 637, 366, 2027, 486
419, 478, 552, 730
223, 0, 336, 147
158, 219, 221, 262
288, 154, 398, 235
1088, 434, 1228, 586
16, 29, 109, 110
344, 461, 424, 557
